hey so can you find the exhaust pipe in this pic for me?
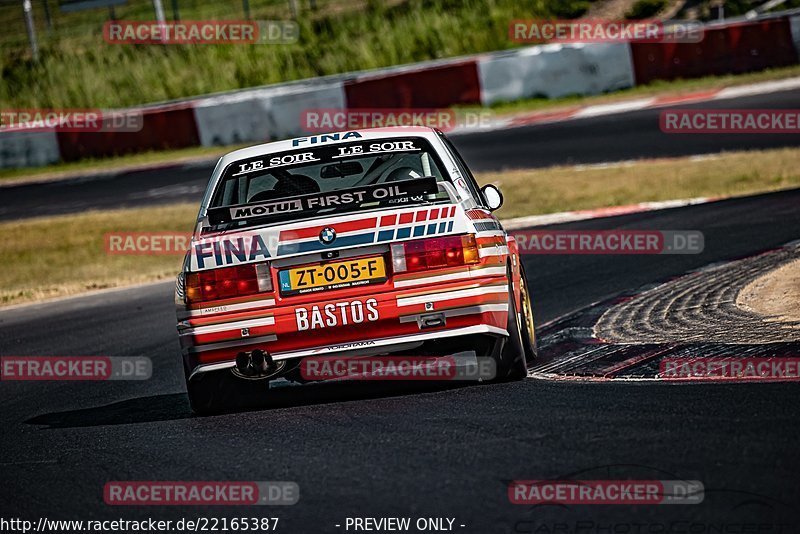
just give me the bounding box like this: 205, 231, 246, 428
234, 349, 277, 378
251, 349, 273, 374
235, 351, 252, 375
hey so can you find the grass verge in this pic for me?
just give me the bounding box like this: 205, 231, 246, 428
2, 147, 799, 307
0, 204, 197, 306
482, 148, 800, 218
2, 0, 597, 109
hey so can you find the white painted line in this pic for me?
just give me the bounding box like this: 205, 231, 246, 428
454, 76, 800, 135
714, 77, 800, 100
572, 98, 656, 118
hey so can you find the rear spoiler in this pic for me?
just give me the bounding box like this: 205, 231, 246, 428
207, 177, 439, 226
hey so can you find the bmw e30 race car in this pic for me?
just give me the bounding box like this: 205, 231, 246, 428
176, 126, 536, 413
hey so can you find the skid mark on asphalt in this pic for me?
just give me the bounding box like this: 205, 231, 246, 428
528, 242, 800, 381
595, 243, 800, 344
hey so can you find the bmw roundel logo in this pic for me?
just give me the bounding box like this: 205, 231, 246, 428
319, 227, 336, 245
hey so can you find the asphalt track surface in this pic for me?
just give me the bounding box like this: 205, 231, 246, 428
2, 188, 800, 531
2, 88, 800, 221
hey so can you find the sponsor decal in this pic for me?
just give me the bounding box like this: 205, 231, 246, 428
327, 341, 377, 351
232, 151, 319, 176
210, 177, 438, 225
228, 200, 303, 220
291, 131, 362, 146
104, 481, 298, 505
333, 140, 420, 158
193, 233, 274, 269
230, 141, 420, 179
295, 299, 379, 331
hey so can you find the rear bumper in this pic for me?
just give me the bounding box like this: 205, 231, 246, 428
187, 324, 507, 380
178, 274, 511, 381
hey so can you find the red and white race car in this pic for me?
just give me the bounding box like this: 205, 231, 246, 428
176, 127, 536, 413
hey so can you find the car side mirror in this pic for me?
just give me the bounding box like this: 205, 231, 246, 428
481, 184, 504, 211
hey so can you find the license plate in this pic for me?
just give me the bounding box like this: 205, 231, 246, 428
279, 256, 387, 295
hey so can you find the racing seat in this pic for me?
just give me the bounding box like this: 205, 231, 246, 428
248, 174, 320, 203
385, 167, 422, 182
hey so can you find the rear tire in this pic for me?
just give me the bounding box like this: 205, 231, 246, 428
519, 263, 538, 361
493, 270, 529, 381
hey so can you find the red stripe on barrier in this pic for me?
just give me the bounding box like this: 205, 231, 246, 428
344, 61, 481, 109
56, 105, 200, 162
630, 18, 799, 85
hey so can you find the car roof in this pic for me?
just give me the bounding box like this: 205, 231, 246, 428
217, 126, 442, 169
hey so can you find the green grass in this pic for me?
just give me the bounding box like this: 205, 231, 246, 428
0, 203, 197, 306
1, 0, 600, 109
625, 0, 668, 19
479, 147, 800, 218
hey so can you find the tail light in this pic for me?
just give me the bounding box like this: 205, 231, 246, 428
391, 234, 480, 273
185, 263, 272, 304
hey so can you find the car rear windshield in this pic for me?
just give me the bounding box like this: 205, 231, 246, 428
207, 137, 451, 227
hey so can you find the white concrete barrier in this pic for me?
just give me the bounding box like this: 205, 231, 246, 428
193, 82, 346, 147
0, 130, 61, 168
262, 82, 346, 140
477, 42, 635, 106
192, 90, 273, 147
790, 15, 800, 58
